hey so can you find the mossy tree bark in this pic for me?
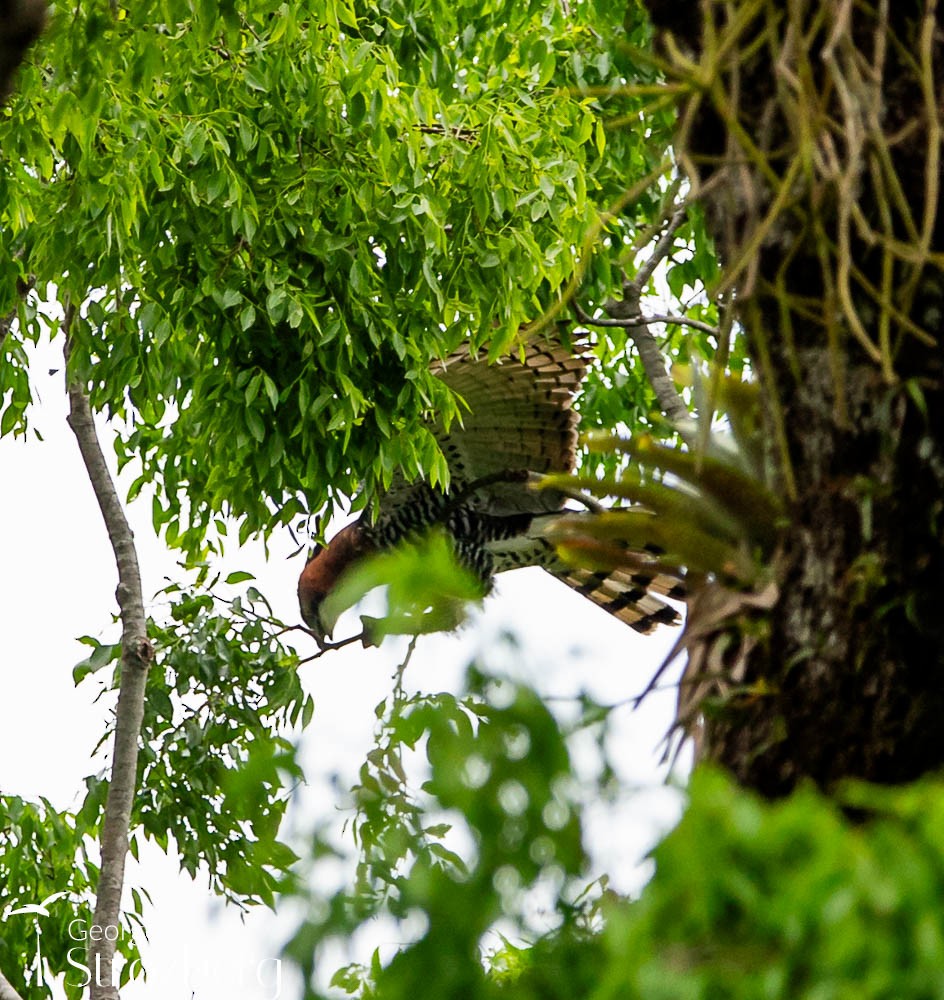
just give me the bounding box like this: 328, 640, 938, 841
642, 1, 944, 793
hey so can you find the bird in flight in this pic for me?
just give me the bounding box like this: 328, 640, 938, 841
298, 333, 684, 644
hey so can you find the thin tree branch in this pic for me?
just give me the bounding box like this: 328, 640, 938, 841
0, 968, 26, 1000
573, 303, 719, 336
630, 205, 688, 296
63, 304, 153, 1000
582, 206, 694, 427
298, 631, 366, 662
617, 317, 692, 427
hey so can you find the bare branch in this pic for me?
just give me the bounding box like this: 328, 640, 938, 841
64, 304, 153, 1000
628, 205, 688, 297
584, 206, 694, 426
608, 316, 691, 427
392, 635, 419, 699
298, 631, 366, 663
573, 303, 719, 337
0, 968, 26, 1000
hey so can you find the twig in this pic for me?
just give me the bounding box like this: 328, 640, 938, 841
413, 123, 478, 144
64, 303, 153, 1000
573, 303, 719, 336
393, 635, 419, 700
207, 590, 313, 639
630, 206, 688, 295
297, 631, 366, 663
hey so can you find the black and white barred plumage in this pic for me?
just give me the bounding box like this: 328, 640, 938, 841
298, 333, 683, 641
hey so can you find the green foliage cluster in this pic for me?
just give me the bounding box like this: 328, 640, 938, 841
0, 579, 307, 996
76, 582, 309, 908
0, 795, 142, 1000
285, 661, 587, 998
1, 0, 677, 558
593, 771, 944, 1000
320, 529, 489, 642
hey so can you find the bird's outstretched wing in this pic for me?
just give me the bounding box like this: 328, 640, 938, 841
300, 330, 683, 641
377, 331, 587, 518
431, 333, 587, 514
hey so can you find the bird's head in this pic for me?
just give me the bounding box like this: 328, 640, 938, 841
297, 521, 374, 643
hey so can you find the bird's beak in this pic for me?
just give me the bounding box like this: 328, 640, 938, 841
315, 601, 342, 645
299, 592, 327, 643
300, 594, 341, 648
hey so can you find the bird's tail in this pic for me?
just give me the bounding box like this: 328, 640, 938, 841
549, 566, 685, 633
523, 511, 686, 633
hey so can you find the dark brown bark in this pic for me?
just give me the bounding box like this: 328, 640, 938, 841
644, 2, 944, 793
0, 0, 44, 105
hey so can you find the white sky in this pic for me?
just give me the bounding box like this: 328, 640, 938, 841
0, 336, 688, 999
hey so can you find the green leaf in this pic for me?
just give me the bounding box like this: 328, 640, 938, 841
243, 63, 270, 92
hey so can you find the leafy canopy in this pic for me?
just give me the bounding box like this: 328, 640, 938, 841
2, 0, 673, 557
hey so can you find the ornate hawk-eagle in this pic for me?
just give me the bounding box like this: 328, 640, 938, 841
298, 334, 683, 642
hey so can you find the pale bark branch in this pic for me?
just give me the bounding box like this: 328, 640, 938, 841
613, 208, 692, 426
581, 206, 694, 427
0, 967, 26, 1000
63, 304, 153, 1000
572, 307, 719, 337
630, 205, 688, 296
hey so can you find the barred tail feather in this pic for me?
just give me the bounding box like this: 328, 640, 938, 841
551, 567, 684, 633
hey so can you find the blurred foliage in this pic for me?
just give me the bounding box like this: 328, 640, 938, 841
320, 528, 489, 642
284, 660, 591, 998
286, 726, 944, 999
594, 769, 944, 1000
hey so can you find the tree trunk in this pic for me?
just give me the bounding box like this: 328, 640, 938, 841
642, 1, 944, 793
